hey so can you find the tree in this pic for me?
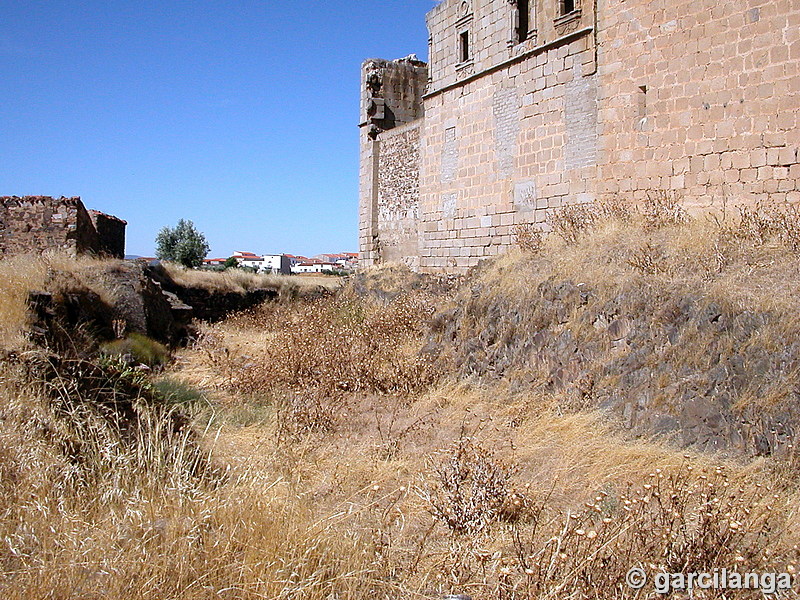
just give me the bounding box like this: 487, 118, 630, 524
223, 256, 240, 270
155, 219, 210, 268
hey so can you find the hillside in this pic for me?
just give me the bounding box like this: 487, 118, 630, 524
1, 201, 799, 598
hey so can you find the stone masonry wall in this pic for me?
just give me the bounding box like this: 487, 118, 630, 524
0, 196, 97, 256
360, 0, 800, 273
419, 0, 597, 271
0, 196, 125, 258
359, 58, 428, 267
596, 0, 800, 210
376, 121, 422, 268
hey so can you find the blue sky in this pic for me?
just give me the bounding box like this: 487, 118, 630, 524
0, 1, 435, 258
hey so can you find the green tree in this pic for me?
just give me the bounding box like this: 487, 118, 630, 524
155, 219, 210, 268
223, 256, 240, 270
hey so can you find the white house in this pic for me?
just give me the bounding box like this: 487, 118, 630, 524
232, 251, 264, 271
292, 261, 339, 274
262, 254, 291, 275
232, 251, 290, 275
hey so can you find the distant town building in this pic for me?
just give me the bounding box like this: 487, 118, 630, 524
313, 252, 359, 271
204, 257, 228, 267
231, 251, 291, 275
293, 261, 340, 274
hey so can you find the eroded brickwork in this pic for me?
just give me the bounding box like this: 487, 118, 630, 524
0, 196, 126, 258
377, 121, 422, 267
360, 0, 800, 272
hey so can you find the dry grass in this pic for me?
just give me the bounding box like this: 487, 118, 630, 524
186, 273, 443, 399
161, 262, 344, 295
0, 252, 121, 350
2, 207, 800, 598
426, 200, 800, 460
0, 254, 48, 349
183, 287, 442, 440
163, 259, 800, 598
2, 336, 799, 599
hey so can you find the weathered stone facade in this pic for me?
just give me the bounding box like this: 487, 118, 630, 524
89, 210, 127, 259
0, 196, 126, 259
359, 0, 800, 272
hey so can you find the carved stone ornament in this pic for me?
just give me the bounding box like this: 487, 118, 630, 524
366, 71, 382, 95
555, 18, 580, 35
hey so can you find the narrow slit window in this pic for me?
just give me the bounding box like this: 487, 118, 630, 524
460, 31, 470, 62
637, 85, 648, 129
638, 85, 648, 119
518, 0, 530, 43
562, 0, 576, 15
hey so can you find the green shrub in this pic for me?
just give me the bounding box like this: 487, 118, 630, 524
100, 333, 170, 367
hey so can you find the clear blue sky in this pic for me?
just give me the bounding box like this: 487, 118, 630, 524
1, 1, 435, 258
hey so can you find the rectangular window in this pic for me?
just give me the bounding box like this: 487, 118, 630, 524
459, 31, 470, 62
562, 0, 576, 15
518, 0, 530, 43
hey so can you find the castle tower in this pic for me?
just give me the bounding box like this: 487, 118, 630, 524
358, 56, 428, 268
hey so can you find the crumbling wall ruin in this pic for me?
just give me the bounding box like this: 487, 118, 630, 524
0, 196, 126, 259
89, 210, 127, 259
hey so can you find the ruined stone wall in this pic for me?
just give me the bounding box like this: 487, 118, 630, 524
595, 0, 800, 209
359, 58, 428, 267
0, 196, 125, 258
0, 196, 97, 256
376, 121, 422, 267
89, 211, 127, 259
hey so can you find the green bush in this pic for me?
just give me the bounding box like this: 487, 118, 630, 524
100, 333, 170, 367
155, 219, 210, 268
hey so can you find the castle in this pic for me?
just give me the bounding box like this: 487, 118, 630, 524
359, 0, 800, 272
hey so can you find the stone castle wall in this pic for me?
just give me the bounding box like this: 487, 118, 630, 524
360, 0, 800, 272
376, 120, 423, 267
596, 0, 800, 209
420, 0, 598, 270
358, 58, 428, 265
0, 196, 126, 259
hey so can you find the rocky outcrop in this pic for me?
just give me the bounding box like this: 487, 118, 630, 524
427, 265, 800, 458
28, 261, 278, 352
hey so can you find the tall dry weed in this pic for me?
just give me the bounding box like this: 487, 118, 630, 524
641, 190, 688, 229
0, 254, 48, 349
513, 224, 544, 253
199, 291, 441, 399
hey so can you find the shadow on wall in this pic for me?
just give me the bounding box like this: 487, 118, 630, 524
0, 196, 126, 259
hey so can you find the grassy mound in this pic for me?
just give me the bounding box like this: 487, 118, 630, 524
2, 204, 800, 598
428, 202, 800, 455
